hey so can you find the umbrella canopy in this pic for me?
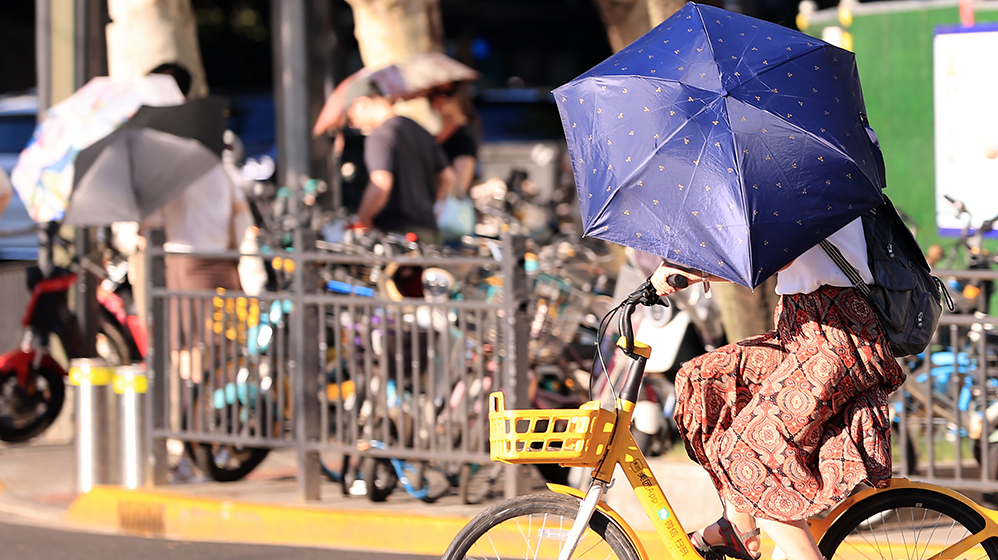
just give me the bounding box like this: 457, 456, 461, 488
312, 68, 372, 136
72, 97, 229, 184
11, 75, 185, 223
555, 3, 885, 288
62, 128, 220, 226
368, 52, 479, 101
111, 96, 230, 156
312, 52, 479, 136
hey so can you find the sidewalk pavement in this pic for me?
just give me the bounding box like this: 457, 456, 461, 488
0, 442, 750, 557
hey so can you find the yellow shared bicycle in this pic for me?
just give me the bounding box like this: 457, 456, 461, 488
443, 280, 998, 560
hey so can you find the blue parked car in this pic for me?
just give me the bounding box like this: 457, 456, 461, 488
0, 91, 40, 261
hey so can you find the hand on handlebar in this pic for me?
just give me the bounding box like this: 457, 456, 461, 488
650, 261, 702, 296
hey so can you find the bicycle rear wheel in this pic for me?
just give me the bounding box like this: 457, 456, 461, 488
818, 486, 998, 560
442, 493, 640, 560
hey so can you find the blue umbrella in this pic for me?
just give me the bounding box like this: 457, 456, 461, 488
554, 3, 885, 288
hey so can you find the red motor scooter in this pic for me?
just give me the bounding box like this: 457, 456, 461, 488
0, 259, 141, 442
0, 266, 81, 442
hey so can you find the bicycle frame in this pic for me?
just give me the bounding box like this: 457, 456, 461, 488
543, 338, 704, 560
488, 280, 998, 560
530, 362, 998, 560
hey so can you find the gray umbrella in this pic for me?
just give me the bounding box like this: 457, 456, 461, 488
62, 128, 220, 226
112, 96, 230, 156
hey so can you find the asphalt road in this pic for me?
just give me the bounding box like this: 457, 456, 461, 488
0, 519, 438, 560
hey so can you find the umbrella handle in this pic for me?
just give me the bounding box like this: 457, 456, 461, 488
666, 274, 689, 289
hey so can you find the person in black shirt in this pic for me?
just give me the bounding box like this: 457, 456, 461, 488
343, 78, 455, 244
430, 83, 479, 196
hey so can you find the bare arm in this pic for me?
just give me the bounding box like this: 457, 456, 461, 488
436, 166, 456, 201
451, 155, 476, 197
650, 261, 729, 296
651, 259, 795, 295
357, 169, 394, 228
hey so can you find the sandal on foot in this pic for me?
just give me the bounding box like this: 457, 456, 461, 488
711, 516, 762, 560
688, 530, 724, 560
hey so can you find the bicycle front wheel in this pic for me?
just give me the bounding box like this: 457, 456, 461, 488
443, 493, 640, 560
818, 486, 998, 560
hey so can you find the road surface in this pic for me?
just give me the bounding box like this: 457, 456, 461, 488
0, 518, 438, 560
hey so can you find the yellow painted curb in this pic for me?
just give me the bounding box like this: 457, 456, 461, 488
65, 486, 781, 557
65, 486, 471, 555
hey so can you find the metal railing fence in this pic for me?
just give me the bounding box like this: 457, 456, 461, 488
144, 228, 531, 500
142, 229, 998, 502
894, 268, 998, 495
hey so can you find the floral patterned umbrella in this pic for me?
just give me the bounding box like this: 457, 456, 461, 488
11, 74, 184, 223
312, 52, 478, 136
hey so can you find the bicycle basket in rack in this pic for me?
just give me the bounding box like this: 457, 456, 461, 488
528, 272, 595, 364
488, 391, 615, 468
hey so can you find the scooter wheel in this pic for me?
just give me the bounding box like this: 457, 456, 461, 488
191, 443, 270, 482
0, 365, 66, 443
361, 457, 398, 502
419, 465, 452, 503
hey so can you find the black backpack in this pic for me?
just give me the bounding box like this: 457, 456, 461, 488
820, 195, 953, 357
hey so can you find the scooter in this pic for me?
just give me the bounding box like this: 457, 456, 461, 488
95, 254, 147, 362
0, 266, 78, 442
0, 247, 147, 443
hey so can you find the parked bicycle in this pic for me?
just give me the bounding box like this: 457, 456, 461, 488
893, 195, 998, 477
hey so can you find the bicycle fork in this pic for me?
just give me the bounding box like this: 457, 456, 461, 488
557, 478, 609, 560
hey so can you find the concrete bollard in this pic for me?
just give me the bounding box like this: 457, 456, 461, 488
114, 364, 147, 490
69, 358, 114, 493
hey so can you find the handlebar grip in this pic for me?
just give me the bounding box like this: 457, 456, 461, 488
667, 274, 688, 289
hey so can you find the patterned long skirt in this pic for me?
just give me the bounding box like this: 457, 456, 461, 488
673, 285, 905, 521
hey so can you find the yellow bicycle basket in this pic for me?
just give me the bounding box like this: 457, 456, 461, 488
488, 391, 616, 468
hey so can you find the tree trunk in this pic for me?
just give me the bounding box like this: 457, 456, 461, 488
591, 0, 651, 53
105, 0, 208, 98
344, 0, 444, 132
593, 0, 730, 52
345, 0, 444, 68
647, 0, 689, 26
710, 276, 780, 343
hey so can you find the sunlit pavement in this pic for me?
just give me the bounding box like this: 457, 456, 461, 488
2, 441, 995, 559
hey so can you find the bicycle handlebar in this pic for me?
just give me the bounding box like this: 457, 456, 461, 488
616, 279, 670, 358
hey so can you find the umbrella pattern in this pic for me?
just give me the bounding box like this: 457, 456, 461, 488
313, 52, 479, 136
554, 3, 885, 288
11, 75, 184, 223
368, 52, 479, 100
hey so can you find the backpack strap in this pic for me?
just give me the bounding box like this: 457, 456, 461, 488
819, 239, 871, 298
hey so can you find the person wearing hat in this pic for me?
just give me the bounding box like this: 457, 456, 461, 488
343, 77, 455, 245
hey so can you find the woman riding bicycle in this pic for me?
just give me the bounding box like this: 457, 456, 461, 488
651, 216, 904, 560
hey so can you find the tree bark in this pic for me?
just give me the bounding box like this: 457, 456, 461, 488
345, 0, 444, 68
591, 0, 651, 53
344, 0, 444, 132
105, 0, 208, 98
647, 0, 689, 26
710, 276, 780, 343
593, 0, 730, 52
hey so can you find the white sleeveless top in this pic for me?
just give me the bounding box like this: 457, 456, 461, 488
775, 217, 873, 295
